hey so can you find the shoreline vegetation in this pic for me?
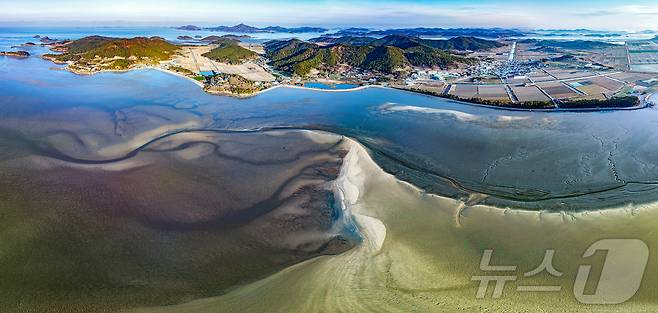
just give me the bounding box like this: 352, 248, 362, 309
36, 35, 649, 110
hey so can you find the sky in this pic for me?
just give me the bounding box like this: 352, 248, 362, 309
1, 0, 657, 31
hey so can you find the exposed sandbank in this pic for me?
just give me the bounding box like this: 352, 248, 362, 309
127, 130, 658, 313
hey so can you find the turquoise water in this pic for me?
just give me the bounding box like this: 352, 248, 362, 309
304, 82, 359, 90
3, 27, 658, 211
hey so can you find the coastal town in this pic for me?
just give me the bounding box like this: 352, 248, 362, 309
3, 24, 658, 108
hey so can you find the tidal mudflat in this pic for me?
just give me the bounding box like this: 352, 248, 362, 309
130, 138, 658, 313
0, 127, 355, 313
3, 36, 658, 312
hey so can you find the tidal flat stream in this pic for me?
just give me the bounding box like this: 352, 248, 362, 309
4, 54, 658, 211
2, 30, 658, 312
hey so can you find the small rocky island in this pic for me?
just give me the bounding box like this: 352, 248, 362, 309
0, 51, 30, 58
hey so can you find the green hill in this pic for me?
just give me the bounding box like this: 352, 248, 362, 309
202, 41, 258, 64
309, 36, 377, 46
427, 36, 503, 51
44, 36, 180, 70
371, 35, 502, 51
362, 46, 409, 72
404, 45, 464, 68
56, 36, 116, 54
265, 37, 474, 76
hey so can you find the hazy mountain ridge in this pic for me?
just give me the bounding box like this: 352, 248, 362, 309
330, 27, 525, 38
309, 35, 502, 51
177, 23, 328, 33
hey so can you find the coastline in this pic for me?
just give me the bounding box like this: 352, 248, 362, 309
44, 58, 658, 113
145, 67, 658, 112
391, 85, 653, 112
150, 67, 205, 88
44, 60, 654, 112
257, 83, 382, 94
50, 63, 207, 89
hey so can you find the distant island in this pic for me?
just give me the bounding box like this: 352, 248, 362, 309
329, 27, 526, 39
308, 35, 502, 51
38, 36, 59, 43
0, 51, 30, 58
175, 25, 528, 38
177, 34, 252, 42
176, 35, 195, 41
176, 24, 328, 34
177, 25, 203, 31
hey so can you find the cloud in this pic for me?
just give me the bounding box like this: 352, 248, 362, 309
575, 10, 619, 17
0, 0, 657, 30
577, 5, 658, 18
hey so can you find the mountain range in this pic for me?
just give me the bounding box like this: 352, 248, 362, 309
309, 35, 502, 51
177, 24, 328, 33
176, 24, 527, 38
330, 27, 525, 38
264, 35, 497, 76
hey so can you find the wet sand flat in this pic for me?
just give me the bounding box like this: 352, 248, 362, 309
129, 138, 658, 313
0, 128, 355, 313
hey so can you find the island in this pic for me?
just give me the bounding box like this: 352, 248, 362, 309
11, 42, 37, 48
329, 27, 526, 38
0, 51, 30, 58
177, 25, 202, 31
177, 34, 252, 42
42, 36, 180, 73
39, 36, 58, 43
41, 35, 275, 97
